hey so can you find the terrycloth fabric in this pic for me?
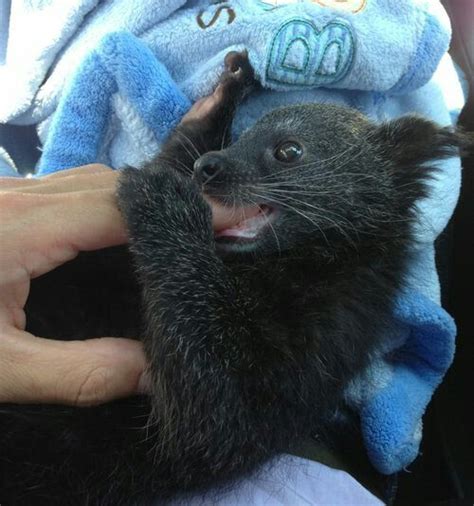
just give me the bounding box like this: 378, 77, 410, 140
0, 0, 188, 123
0, 0, 464, 477
36, 33, 191, 171
346, 290, 457, 474
0, 0, 451, 126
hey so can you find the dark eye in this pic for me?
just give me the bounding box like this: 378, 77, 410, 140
274, 141, 303, 163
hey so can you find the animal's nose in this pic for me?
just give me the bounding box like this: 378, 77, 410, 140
193, 153, 226, 185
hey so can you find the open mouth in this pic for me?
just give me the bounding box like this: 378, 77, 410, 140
213, 204, 276, 241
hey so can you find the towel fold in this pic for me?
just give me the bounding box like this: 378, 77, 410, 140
0, 0, 187, 123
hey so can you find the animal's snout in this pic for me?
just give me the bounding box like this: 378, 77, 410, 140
194, 152, 227, 185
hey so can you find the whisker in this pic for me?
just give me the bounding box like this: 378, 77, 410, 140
281, 194, 359, 247
257, 171, 381, 186
247, 195, 282, 256
252, 185, 336, 198
250, 191, 331, 246
174, 130, 202, 160
220, 122, 231, 151
156, 155, 193, 175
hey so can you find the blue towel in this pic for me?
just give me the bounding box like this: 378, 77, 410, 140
0, 147, 20, 177
0, 0, 465, 476
346, 291, 456, 474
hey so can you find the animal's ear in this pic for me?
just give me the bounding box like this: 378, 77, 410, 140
373, 115, 472, 167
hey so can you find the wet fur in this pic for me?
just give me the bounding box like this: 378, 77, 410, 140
0, 57, 469, 505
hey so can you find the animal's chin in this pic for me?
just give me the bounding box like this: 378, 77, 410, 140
212, 203, 277, 252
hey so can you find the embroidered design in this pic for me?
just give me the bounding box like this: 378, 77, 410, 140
197, 5, 236, 29
281, 37, 310, 72
258, 0, 367, 12
315, 0, 367, 14
266, 18, 355, 87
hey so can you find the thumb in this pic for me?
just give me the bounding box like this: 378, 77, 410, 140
0, 331, 150, 406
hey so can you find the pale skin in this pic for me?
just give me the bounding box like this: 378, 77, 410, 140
0, 163, 248, 407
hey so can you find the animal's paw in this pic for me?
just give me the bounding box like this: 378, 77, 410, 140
181, 51, 257, 124
220, 50, 257, 101
117, 167, 213, 246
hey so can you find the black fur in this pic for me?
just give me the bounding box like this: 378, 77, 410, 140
0, 54, 469, 505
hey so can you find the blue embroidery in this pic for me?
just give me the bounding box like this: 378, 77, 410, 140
266, 18, 355, 87
281, 37, 310, 73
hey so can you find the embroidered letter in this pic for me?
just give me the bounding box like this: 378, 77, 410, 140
266, 18, 355, 88
197, 5, 236, 29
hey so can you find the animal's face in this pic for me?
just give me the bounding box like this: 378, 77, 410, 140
193, 104, 465, 256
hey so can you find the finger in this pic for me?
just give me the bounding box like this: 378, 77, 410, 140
0, 330, 150, 406
0, 175, 41, 191
204, 196, 260, 231
42, 164, 113, 179
0, 165, 117, 195
1, 189, 128, 279
7, 170, 119, 195
37, 188, 128, 252
0, 164, 113, 191
1, 166, 250, 232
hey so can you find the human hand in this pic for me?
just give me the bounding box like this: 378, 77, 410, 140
0, 164, 151, 407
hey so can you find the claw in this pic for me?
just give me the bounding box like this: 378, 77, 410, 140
181, 51, 256, 125
223, 50, 253, 81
